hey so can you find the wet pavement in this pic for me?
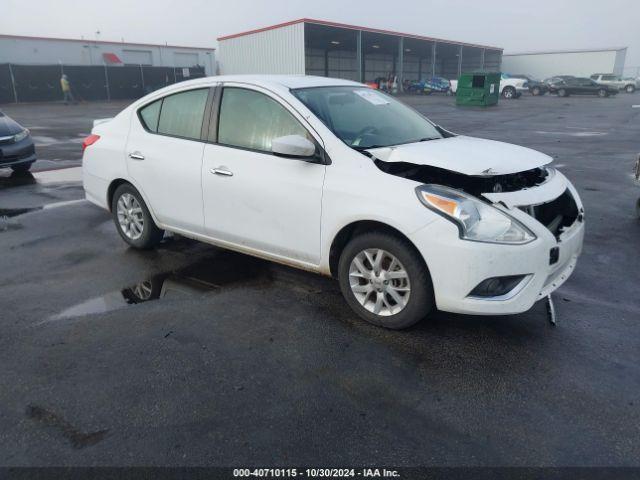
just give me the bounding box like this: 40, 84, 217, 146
0, 94, 639, 466
0, 101, 128, 171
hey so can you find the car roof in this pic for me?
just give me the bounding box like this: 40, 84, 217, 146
174, 74, 363, 90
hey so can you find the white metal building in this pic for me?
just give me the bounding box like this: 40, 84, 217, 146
217, 19, 503, 83
0, 34, 216, 75
501, 47, 627, 79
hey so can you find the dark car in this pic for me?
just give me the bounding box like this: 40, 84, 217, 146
544, 76, 575, 93
0, 111, 36, 172
510, 74, 548, 95
550, 77, 619, 97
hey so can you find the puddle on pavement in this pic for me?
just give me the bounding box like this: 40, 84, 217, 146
49, 251, 272, 320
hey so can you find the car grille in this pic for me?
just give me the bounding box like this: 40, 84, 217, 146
520, 188, 580, 240
0, 135, 15, 146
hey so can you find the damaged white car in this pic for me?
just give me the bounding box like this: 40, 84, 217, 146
82, 75, 584, 329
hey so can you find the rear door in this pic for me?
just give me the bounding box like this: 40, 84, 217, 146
126, 87, 214, 233
201, 84, 326, 265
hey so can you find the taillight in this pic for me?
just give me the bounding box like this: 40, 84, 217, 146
82, 134, 100, 152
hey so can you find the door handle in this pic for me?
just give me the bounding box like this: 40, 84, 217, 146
128, 152, 145, 160
210, 167, 233, 177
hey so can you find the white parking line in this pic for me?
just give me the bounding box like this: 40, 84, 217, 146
42, 199, 87, 210
632, 105, 640, 108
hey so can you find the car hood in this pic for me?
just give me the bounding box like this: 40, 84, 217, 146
0, 114, 23, 136
367, 136, 553, 176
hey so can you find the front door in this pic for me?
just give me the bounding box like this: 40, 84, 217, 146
126, 87, 212, 232
202, 86, 326, 265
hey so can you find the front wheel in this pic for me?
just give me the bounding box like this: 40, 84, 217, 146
502, 86, 516, 99
531, 86, 541, 96
111, 183, 164, 249
11, 162, 33, 173
625, 85, 635, 93
338, 231, 434, 329
557, 88, 568, 97
597, 88, 608, 98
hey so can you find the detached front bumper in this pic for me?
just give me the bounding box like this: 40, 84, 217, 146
409, 170, 584, 316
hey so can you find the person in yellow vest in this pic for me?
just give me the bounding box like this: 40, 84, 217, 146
60, 74, 76, 104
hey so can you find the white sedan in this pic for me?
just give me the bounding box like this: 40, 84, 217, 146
82, 75, 584, 329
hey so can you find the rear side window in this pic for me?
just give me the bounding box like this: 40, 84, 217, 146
157, 89, 209, 140
217, 87, 308, 153
139, 99, 161, 132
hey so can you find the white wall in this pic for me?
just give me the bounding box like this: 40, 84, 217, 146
501, 49, 625, 79
218, 23, 305, 75
0, 36, 216, 75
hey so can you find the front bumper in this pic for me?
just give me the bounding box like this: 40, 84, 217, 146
0, 138, 36, 168
409, 173, 584, 315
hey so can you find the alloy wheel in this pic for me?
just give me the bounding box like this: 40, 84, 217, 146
349, 248, 411, 316
116, 193, 144, 240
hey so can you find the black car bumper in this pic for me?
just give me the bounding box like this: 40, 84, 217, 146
0, 137, 37, 168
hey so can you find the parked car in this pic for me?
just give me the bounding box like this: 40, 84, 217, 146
83, 75, 585, 329
508, 74, 549, 96
590, 73, 637, 93
550, 77, 619, 97
409, 76, 451, 94
450, 74, 527, 99
0, 110, 36, 173
544, 76, 575, 94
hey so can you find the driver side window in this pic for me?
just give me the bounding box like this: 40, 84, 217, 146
217, 87, 310, 153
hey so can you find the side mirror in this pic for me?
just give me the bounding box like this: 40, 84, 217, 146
272, 135, 316, 159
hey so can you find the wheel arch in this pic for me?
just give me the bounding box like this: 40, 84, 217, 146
327, 220, 428, 278
106, 178, 161, 226
107, 178, 130, 212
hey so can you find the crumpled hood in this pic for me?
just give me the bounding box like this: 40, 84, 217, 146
367, 135, 553, 176
0, 113, 23, 137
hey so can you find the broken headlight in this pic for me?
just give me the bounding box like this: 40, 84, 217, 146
415, 184, 536, 245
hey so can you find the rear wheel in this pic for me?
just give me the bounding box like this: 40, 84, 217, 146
111, 183, 164, 249
597, 88, 608, 98
625, 84, 635, 93
531, 86, 541, 96
338, 231, 434, 329
502, 86, 516, 99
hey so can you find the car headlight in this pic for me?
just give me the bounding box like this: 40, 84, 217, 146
415, 184, 536, 245
13, 129, 29, 143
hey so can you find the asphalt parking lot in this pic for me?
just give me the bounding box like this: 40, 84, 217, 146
0, 93, 639, 467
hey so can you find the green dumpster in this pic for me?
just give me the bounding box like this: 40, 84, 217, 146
455, 72, 500, 106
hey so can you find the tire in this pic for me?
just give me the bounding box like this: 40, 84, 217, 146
502, 86, 516, 99
338, 231, 434, 329
597, 88, 608, 98
111, 183, 164, 249
625, 84, 635, 93
557, 88, 568, 97
10, 162, 33, 173
531, 86, 541, 96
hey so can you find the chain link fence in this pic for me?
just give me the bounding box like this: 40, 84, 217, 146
0, 63, 206, 104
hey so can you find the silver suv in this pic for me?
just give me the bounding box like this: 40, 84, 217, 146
590, 74, 637, 93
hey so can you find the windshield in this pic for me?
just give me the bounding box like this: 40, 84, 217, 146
291, 86, 442, 150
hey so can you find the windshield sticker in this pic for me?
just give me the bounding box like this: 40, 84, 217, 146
354, 89, 390, 106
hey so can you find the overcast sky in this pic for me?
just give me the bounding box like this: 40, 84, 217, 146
3, 0, 639, 75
